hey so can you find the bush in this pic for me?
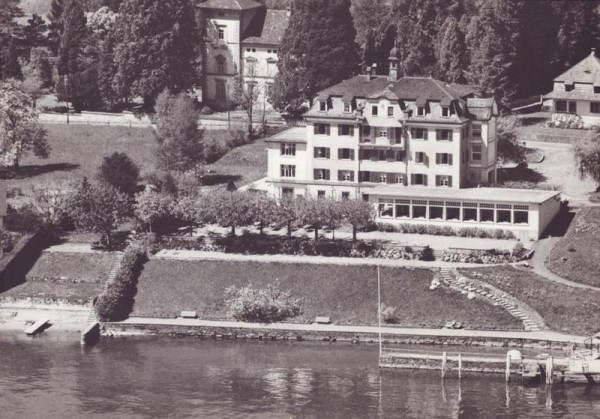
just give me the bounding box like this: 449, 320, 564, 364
94, 244, 149, 322
380, 303, 398, 324
199, 105, 214, 115
203, 134, 230, 163
4, 204, 43, 234
41, 105, 69, 113
421, 245, 435, 261
225, 283, 302, 323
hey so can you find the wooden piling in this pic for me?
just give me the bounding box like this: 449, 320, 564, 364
505, 354, 511, 382
546, 356, 554, 385
442, 351, 447, 379
458, 354, 462, 379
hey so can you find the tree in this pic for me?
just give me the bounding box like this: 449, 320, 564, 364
22, 13, 48, 52
112, 0, 199, 108
298, 197, 330, 242
225, 283, 302, 323
273, 195, 300, 238
435, 16, 467, 83
97, 152, 140, 195
249, 192, 277, 235
270, 0, 359, 116
360, 28, 377, 73
154, 90, 204, 172
0, 79, 49, 168
47, 0, 65, 55
321, 198, 344, 240
30, 184, 70, 232
133, 189, 174, 233
2, 40, 23, 80
206, 190, 255, 236
496, 116, 527, 163
575, 135, 600, 188
68, 179, 131, 248
233, 63, 260, 140
0, 0, 23, 37
342, 198, 375, 241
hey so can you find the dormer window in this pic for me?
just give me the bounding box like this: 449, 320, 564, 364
565, 84, 574, 92
441, 106, 449, 117
417, 106, 425, 116
217, 25, 225, 40
319, 101, 327, 111
344, 103, 351, 113
372, 105, 378, 116
595, 86, 600, 94
388, 107, 394, 117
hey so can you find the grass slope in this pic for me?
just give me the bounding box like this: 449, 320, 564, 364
460, 266, 600, 336
26, 251, 115, 283
546, 207, 600, 287
133, 259, 521, 330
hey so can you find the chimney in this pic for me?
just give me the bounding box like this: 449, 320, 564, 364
592, 48, 597, 57
371, 63, 378, 77
366, 66, 372, 81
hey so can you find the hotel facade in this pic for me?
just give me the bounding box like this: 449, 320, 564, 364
264, 48, 561, 241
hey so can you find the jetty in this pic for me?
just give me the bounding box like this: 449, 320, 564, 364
24, 318, 49, 336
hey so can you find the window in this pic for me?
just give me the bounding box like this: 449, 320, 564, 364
282, 188, 294, 197
378, 173, 387, 183
471, 144, 482, 161
362, 125, 372, 141
514, 211, 529, 225
595, 86, 600, 94
569, 101, 577, 113
379, 128, 388, 138
436, 175, 452, 187
411, 174, 427, 186
592, 103, 600, 114
344, 103, 351, 113
372, 105, 378, 116
314, 147, 330, 159
215, 80, 226, 100
497, 209, 511, 223
217, 26, 225, 40
266, 84, 273, 98
246, 61, 257, 76
280, 165, 295, 178
565, 84, 574, 92
338, 148, 355, 160
339, 192, 349, 200
395, 151, 405, 162
395, 204, 410, 218
437, 130, 452, 141
411, 128, 427, 140
412, 205, 426, 219
394, 174, 404, 184
436, 153, 453, 165
472, 124, 482, 138
314, 169, 330, 180
338, 125, 354, 136
429, 206, 444, 220
417, 106, 425, 116
280, 143, 296, 156
314, 124, 330, 135
217, 60, 226, 75
378, 201, 393, 217
319, 101, 327, 111
463, 208, 478, 222
415, 152, 426, 164
480, 208, 494, 222
556, 100, 567, 112
317, 190, 326, 198
252, 48, 256, 52
338, 170, 354, 182
446, 206, 460, 220
388, 107, 394, 117
441, 106, 449, 117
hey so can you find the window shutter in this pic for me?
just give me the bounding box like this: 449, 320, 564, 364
314, 148, 318, 158
436, 154, 440, 165
313, 169, 318, 180
449, 154, 453, 166
325, 148, 330, 159
350, 150, 355, 161
411, 174, 416, 185
338, 171, 343, 181
337, 125, 342, 136
425, 154, 429, 166
387, 174, 394, 184
338, 149, 342, 159
371, 152, 377, 162
350, 171, 355, 182
423, 129, 428, 140
325, 125, 330, 135
424, 175, 428, 186
314, 124, 318, 134
448, 176, 453, 187
350, 126, 354, 136
325, 170, 330, 180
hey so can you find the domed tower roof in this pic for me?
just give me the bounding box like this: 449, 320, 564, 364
389, 40, 399, 60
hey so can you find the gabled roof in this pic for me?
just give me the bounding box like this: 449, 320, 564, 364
242, 9, 289, 45
198, 0, 263, 10
554, 50, 600, 85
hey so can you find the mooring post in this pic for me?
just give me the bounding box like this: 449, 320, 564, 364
458, 354, 462, 379
505, 354, 511, 382
546, 356, 554, 385
442, 351, 447, 379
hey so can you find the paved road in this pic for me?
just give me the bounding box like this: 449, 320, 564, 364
119, 317, 587, 344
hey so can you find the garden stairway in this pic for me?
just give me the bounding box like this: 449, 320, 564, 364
439, 268, 546, 332
107, 252, 125, 286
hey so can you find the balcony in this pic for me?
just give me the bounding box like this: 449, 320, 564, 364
360, 127, 404, 147
360, 136, 403, 148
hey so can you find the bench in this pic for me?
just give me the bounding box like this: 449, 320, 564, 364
180, 311, 198, 319
315, 316, 331, 325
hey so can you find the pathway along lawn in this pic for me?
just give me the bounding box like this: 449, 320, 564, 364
546, 207, 600, 287
132, 259, 521, 330
459, 266, 600, 336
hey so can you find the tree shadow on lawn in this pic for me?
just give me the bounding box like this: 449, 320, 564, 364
498, 165, 548, 184
0, 163, 80, 180
201, 174, 242, 187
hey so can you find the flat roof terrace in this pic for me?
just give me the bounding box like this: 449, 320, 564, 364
370, 186, 560, 205
264, 127, 307, 143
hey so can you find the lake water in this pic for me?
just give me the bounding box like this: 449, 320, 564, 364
2, 333, 600, 418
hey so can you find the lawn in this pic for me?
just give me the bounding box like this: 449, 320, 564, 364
459, 265, 600, 336
0, 281, 103, 304
132, 259, 521, 330
546, 207, 600, 287
5, 124, 157, 193
25, 251, 115, 283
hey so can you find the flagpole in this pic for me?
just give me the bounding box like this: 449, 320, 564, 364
378, 265, 382, 357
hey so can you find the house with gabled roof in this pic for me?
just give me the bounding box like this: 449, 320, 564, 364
544, 49, 600, 127
197, 0, 289, 108
263, 48, 561, 241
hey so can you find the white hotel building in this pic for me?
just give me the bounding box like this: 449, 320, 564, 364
264, 48, 561, 241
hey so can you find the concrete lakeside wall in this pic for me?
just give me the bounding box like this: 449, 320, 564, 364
0, 232, 50, 293
102, 323, 572, 351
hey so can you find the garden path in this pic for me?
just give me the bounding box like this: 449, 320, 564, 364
155, 249, 501, 269
529, 238, 600, 292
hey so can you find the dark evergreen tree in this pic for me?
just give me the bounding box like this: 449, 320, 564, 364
112, 0, 199, 108
97, 152, 140, 195
361, 28, 377, 73
271, 0, 359, 116
0, 0, 23, 37
435, 16, 466, 83
553, 1, 600, 71
22, 13, 48, 52
2, 40, 23, 80
47, 0, 65, 55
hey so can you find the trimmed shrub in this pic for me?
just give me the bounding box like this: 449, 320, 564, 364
421, 246, 435, 261
225, 284, 302, 323
380, 304, 398, 324
94, 244, 149, 322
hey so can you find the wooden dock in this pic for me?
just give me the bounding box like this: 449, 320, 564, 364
24, 318, 50, 336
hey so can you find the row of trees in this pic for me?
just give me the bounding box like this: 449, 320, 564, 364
272, 0, 600, 115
